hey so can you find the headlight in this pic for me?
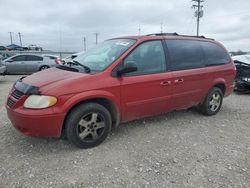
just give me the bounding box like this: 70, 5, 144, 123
24, 95, 57, 109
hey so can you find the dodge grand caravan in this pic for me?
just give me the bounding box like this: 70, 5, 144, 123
6, 33, 236, 148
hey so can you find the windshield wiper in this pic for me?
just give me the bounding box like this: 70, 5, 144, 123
72, 60, 91, 73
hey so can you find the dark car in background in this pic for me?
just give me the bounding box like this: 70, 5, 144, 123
233, 55, 250, 93
0, 46, 6, 51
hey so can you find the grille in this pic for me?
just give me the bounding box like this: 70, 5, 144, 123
7, 98, 16, 108
12, 90, 24, 100
7, 89, 24, 108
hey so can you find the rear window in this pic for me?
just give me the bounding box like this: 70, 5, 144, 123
166, 40, 204, 71
45, 56, 57, 60
200, 41, 230, 66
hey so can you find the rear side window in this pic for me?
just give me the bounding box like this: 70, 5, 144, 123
26, 55, 43, 61
200, 41, 230, 66
166, 40, 204, 71
12, 55, 26, 61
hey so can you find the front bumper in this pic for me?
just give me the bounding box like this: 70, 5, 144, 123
6, 106, 66, 137
0, 66, 6, 74
6, 78, 67, 137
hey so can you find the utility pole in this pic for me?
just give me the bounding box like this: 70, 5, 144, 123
18, 32, 23, 46
9, 32, 13, 44
138, 25, 141, 36
94, 33, 98, 45
192, 0, 204, 36
83, 37, 86, 51
160, 22, 163, 33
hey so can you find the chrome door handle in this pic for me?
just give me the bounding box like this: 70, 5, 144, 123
160, 81, 171, 86
174, 79, 184, 84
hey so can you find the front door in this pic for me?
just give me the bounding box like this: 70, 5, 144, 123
5, 55, 27, 74
120, 40, 173, 122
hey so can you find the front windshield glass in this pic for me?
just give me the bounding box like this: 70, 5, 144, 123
74, 39, 136, 72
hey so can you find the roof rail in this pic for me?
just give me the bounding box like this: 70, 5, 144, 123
146, 33, 214, 40
146, 32, 178, 36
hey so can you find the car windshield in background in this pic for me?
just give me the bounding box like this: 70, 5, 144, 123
74, 39, 136, 72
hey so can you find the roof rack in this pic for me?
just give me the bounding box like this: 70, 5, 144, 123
146, 33, 214, 40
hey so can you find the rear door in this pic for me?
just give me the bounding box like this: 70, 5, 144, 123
165, 39, 208, 109
25, 55, 43, 73
5, 55, 27, 74
120, 40, 173, 122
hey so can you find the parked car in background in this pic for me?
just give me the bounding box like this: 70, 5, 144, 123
233, 55, 250, 93
27, 44, 43, 51
0, 60, 6, 75
0, 46, 6, 51
0, 52, 15, 60
62, 51, 85, 64
3, 54, 62, 74
6, 33, 235, 148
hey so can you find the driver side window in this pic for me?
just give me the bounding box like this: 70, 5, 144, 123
124, 40, 166, 76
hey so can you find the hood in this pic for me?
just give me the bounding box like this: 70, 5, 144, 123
23, 67, 95, 95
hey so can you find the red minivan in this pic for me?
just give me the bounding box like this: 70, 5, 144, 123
6, 33, 236, 148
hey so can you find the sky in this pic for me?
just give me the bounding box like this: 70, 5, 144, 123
0, 0, 250, 52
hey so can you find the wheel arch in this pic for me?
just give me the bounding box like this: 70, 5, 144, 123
60, 93, 121, 137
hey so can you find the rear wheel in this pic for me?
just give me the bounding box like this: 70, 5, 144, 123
199, 87, 223, 116
65, 103, 112, 149
40, 65, 49, 71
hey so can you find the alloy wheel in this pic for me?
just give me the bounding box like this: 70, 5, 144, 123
77, 113, 105, 142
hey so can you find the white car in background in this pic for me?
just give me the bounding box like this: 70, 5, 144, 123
0, 60, 6, 75
3, 54, 62, 74
232, 54, 250, 64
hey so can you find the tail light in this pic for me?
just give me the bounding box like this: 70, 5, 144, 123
55, 57, 62, 65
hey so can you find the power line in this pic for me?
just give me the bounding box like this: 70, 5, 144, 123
192, 0, 204, 36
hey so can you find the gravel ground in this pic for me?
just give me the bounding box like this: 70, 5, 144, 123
0, 75, 250, 188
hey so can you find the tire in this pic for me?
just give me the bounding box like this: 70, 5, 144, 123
65, 103, 112, 149
199, 87, 223, 116
40, 65, 49, 71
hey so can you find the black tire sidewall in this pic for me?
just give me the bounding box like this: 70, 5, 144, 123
65, 103, 112, 149
40, 66, 49, 71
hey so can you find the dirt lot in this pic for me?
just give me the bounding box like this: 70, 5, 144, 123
0, 75, 249, 188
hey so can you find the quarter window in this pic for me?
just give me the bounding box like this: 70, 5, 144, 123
166, 40, 204, 71
200, 41, 230, 66
124, 40, 166, 75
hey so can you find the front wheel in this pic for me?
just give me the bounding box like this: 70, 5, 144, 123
65, 103, 112, 149
199, 87, 223, 116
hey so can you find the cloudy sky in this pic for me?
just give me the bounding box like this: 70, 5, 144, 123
0, 0, 250, 52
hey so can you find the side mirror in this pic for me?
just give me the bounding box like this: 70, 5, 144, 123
117, 61, 138, 76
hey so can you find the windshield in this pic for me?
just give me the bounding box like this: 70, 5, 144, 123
74, 39, 136, 72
